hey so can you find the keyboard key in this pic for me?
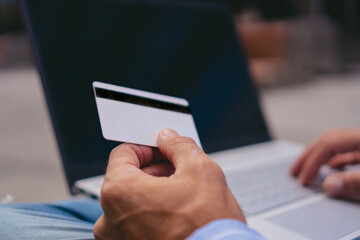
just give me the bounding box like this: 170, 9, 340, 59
227, 160, 319, 215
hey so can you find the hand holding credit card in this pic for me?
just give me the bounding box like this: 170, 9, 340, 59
93, 81, 202, 148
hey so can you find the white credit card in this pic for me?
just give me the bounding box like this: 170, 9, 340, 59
93, 81, 202, 148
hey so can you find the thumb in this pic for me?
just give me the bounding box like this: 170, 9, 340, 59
323, 171, 360, 198
157, 128, 207, 171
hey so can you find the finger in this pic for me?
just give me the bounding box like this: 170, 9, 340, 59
107, 143, 154, 176
323, 171, 360, 199
294, 129, 360, 183
142, 161, 175, 177
157, 129, 208, 171
328, 152, 360, 168
299, 146, 333, 184
152, 148, 167, 163
290, 142, 316, 176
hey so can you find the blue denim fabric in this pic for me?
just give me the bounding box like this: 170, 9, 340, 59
0, 198, 102, 240
0, 198, 264, 240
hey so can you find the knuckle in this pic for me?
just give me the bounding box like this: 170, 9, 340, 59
165, 136, 200, 157
109, 143, 128, 159
169, 136, 197, 147
320, 131, 339, 146
100, 183, 116, 202
100, 179, 124, 204
209, 161, 225, 177
347, 152, 357, 160
193, 157, 208, 168
344, 174, 360, 193
351, 152, 360, 159
193, 157, 223, 175
321, 130, 334, 139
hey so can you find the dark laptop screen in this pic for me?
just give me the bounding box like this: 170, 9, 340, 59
21, 0, 270, 193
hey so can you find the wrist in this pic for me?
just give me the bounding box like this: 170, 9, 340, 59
112, 210, 200, 240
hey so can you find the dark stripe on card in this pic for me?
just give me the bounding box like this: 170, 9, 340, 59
95, 87, 190, 114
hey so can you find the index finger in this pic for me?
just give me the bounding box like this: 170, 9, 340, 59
290, 142, 316, 176
299, 146, 333, 184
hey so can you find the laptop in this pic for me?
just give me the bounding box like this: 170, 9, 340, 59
21, 0, 360, 239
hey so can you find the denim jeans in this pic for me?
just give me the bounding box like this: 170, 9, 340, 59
0, 198, 102, 240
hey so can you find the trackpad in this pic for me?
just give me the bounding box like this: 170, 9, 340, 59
267, 198, 360, 240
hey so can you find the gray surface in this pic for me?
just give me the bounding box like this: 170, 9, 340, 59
1, 67, 360, 202
261, 72, 360, 144
0, 67, 69, 202
268, 198, 360, 240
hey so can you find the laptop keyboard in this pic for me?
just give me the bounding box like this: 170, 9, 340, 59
226, 161, 322, 216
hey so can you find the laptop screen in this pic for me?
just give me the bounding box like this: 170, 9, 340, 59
21, 0, 270, 193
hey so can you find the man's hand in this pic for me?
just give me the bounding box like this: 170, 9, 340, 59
94, 129, 245, 240
290, 128, 360, 200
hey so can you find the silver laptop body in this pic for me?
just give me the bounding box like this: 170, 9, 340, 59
76, 140, 360, 240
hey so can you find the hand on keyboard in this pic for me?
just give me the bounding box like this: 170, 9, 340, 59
291, 129, 360, 201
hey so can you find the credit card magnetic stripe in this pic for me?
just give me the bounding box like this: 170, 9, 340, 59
95, 87, 191, 114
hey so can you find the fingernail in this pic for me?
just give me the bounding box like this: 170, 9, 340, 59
325, 175, 344, 195
160, 129, 179, 137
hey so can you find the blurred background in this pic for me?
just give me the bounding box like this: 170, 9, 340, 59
1, 0, 360, 202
